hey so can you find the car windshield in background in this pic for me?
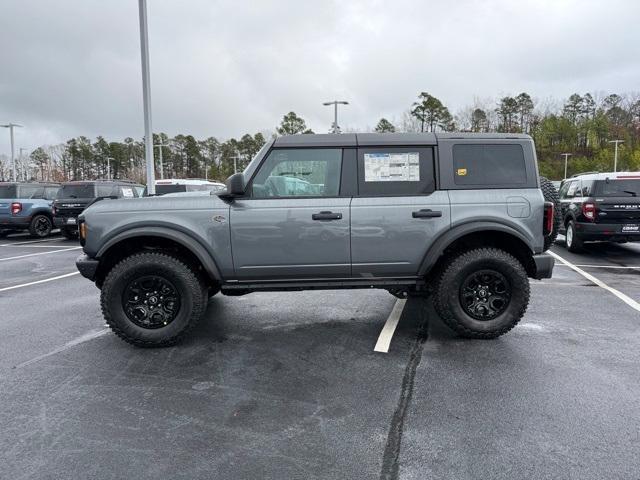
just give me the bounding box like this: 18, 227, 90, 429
0, 185, 17, 198
595, 179, 640, 197
56, 185, 95, 199
156, 184, 224, 195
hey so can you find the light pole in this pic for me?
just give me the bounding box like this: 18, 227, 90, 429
138, 0, 156, 194
1, 123, 22, 182
106, 156, 114, 180
608, 140, 624, 172
232, 153, 241, 174
154, 142, 167, 179
322, 100, 349, 133
19, 148, 28, 181
561, 153, 572, 179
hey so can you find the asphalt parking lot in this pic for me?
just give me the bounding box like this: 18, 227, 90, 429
1, 233, 639, 479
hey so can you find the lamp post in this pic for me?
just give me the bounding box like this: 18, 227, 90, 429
138, 0, 156, 194
322, 101, 349, 133
154, 142, 167, 179
608, 140, 624, 172
561, 153, 572, 179
1, 123, 22, 182
106, 156, 114, 180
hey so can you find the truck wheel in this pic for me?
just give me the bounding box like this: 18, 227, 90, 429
101, 252, 208, 347
29, 214, 53, 238
565, 220, 583, 252
540, 176, 560, 251
433, 248, 530, 339
60, 227, 78, 239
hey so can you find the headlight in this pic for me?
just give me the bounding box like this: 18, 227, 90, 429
79, 220, 87, 245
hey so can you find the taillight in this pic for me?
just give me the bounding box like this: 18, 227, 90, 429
582, 202, 596, 221
10, 202, 22, 215
543, 201, 554, 235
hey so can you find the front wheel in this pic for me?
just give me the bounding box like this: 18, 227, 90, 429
433, 248, 530, 339
101, 252, 208, 347
565, 220, 583, 252
60, 227, 78, 239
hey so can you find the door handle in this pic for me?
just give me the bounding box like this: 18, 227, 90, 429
412, 209, 442, 218
312, 211, 342, 220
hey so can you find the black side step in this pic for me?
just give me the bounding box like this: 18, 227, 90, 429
221, 277, 423, 294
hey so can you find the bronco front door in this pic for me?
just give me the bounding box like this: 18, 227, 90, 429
229, 147, 351, 279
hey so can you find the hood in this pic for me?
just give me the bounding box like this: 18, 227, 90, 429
80, 193, 230, 218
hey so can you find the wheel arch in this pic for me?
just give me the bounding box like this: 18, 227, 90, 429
419, 221, 537, 278
95, 227, 221, 287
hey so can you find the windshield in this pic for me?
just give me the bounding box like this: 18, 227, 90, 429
595, 179, 640, 197
0, 185, 17, 199
56, 184, 96, 199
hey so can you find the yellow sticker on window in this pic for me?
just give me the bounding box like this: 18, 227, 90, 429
457, 168, 467, 176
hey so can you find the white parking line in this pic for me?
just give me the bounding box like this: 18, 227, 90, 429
0, 246, 81, 262
0, 244, 76, 249
14, 328, 110, 369
556, 263, 640, 269
0, 237, 64, 246
374, 298, 407, 353
548, 251, 640, 313
0, 272, 80, 292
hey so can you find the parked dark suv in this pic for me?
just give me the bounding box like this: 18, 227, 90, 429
0, 182, 60, 238
53, 180, 144, 239
558, 172, 640, 251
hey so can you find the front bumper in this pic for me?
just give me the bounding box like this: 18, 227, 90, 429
575, 221, 640, 242
76, 254, 99, 281
54, 216, 78, 229
533, 253, 554, 279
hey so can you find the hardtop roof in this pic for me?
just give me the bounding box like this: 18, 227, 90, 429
272, 132, 531, 147
568, 172, 640, 181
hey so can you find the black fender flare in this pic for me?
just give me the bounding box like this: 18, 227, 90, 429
29, 208, 53, 220
96, 226, 222, 281
418, 220, 534, 276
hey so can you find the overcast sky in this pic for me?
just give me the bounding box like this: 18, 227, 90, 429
1, 0, 638, 154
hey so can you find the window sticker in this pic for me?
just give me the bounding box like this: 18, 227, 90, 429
457, 168, 467, 176
364, 152, 420, 182
121, 187, 134, 198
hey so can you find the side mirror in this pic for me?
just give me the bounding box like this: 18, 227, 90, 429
219, 172, 245, 199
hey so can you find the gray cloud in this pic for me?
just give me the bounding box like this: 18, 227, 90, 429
1, 0, 639, 154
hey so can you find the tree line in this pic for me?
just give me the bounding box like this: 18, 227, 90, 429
2, 91, 639, 182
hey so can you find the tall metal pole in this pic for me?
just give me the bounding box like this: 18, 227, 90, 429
1, 123, 22, 182
138, 0, 156, 194
561, 153, 572, 179
608, 140, 623, 172
323, 101, 349, 133
154, 143, 165, 180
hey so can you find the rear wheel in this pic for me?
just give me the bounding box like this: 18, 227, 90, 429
101, 252, 208, 347
565, 220, 583, 252
433, 248, 530, 339
29, 214, 53, 238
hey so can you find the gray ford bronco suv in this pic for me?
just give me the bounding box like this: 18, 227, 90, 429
76, 133, 557, 347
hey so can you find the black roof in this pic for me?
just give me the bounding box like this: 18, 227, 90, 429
60, 179, 142, 186
272, 132, 531, 148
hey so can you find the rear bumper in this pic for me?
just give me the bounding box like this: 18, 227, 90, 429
0, 215, 30, 229
575, 222, 640, 242
76, 254, 99, 281
533, 253, 554, 279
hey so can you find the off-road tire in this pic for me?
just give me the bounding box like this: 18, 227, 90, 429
565, 220, 584, 253
28, 214, 53, 238
60, 227, 78, 240
101, 252, 208, 347
433, 248, 530, 339
540, 176, 560, 251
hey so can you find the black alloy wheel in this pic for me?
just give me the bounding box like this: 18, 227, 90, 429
460, 270, 511, 320
122, 275, 181, 329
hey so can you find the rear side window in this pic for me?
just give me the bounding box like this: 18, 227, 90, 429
452, 144, 526, 186
357, 147, 435, 196
594, 179, 640, 197
96, 185, 117, 197
0, 185, 17, 198
17, 185, 41, 198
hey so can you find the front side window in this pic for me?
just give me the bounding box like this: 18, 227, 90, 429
251, 148, 342, 198
453, 144, 527, 186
